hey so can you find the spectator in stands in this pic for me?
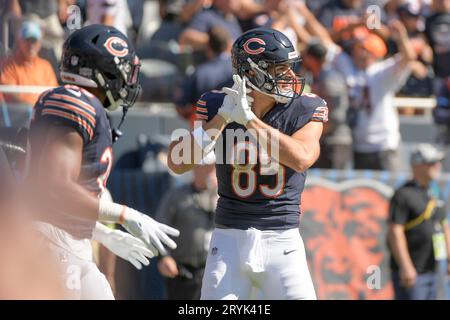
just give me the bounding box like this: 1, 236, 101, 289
346, 22, 416, 171
156, 164, 217, 300
396, 2, 434, 98
8, 0, 67, 64
433, 77, 450, 171
0, 21, 58, 106
303, 40, 352, 169
306, 0, 331, 16
178, 0, 213, 24
150, 0, 208, 44
425, 0, 450, 94
178, 0, 242, 51
126, 0, 145, 44
317, 0, 369, 43
388, 144, 450, 300
174, 26, 233, 121
85, 0, 132, 36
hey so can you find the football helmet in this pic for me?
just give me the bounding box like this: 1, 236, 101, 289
60, 24, 141, 111
231, 27, 305, 103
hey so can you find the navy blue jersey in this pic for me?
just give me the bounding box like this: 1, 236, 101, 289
195, 91, 328, 230
29, 85, 113, 238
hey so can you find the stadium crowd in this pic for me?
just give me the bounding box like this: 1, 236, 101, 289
1, 0, 449, 171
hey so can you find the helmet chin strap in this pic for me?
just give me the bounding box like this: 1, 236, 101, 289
95, 72, 127, 143
96, 72, 123, 111
111, 106, 128, 143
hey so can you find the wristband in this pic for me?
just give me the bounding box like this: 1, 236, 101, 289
98, 199, 127, 224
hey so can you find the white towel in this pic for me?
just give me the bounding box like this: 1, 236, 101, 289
240, 228, 265, 273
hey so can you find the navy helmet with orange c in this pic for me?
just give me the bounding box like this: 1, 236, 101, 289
60, 24, 141, 111
231, 27, 305, 103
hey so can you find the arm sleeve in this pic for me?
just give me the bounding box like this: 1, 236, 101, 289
297, 93, 329, 126
193, 91, 224, 123
41, 92, 97, 144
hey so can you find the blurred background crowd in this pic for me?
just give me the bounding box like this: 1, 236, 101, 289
1, 0, 450, 172
1, 0, 450, 300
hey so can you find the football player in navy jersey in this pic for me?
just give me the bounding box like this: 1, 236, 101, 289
168, 28, 328, 299
27, 25, 179, 299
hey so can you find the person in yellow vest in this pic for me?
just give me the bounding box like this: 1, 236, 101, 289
0, 20, 58, 106
388, 144, 450, 299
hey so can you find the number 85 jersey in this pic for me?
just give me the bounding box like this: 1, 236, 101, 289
30, 85, 113, 197
195, 91, 328, 231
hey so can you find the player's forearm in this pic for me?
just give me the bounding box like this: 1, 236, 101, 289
167, 115, 226, 174
388, 225, 415, 271
246, 117, 318, 172
44, 178, 100, 221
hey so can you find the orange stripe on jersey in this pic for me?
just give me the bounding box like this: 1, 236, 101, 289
196, 100, 206, 106
311, 106, 329, 122
50, 93, 96, 114
42, 109, 94, 140
44, 100, 96, 127
196, 107, 208, 113
196, 114, 208, 120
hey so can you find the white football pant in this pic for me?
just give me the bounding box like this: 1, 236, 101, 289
201, 227, 316, 300
36, 222, 114, 300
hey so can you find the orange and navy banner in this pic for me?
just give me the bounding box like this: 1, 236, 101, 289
301, 176, 395, 300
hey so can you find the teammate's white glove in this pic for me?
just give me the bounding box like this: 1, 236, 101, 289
98, 200, 180, 256
122, 208, 180, 256
92, 222, 154, 270
222, 75, 256, 126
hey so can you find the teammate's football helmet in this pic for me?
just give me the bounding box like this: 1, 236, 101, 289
60, 24, 141, 111
231, 28, 305, 103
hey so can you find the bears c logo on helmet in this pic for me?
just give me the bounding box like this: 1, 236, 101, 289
243, 38, 266, 55
104, 37, 129, 57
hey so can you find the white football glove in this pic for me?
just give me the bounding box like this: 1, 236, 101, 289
122, 208, 180, 256
217, 78, 240, 123
92, 223, 154, 270
222, 75, 256, 126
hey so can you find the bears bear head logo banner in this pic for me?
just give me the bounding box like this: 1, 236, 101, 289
301, 177, 394, 300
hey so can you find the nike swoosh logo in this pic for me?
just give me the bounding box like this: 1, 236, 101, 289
283, 249, 297, 255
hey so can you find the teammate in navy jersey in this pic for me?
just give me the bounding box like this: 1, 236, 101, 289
168, 28, 328, 299
27, 25, 179, 299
